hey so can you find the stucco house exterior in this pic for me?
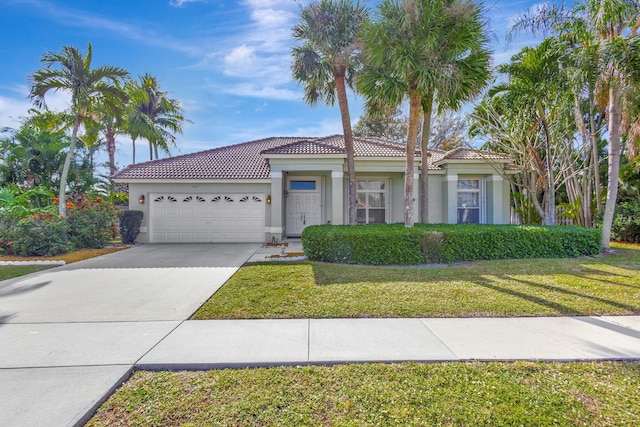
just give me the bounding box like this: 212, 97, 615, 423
112, 135, 514, 243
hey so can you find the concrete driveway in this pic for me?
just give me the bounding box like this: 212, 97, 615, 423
0, 243, 259, 427
0, 243, 259, 323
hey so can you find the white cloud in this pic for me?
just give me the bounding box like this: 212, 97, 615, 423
0, 96, 31, 129
294, 119, 344, 137
0, 85, 71, 129
223, 45, 257, 77
169, 0, 207, 7
10, 0, 202, 56
223, 83, 299, 101
195, 0, 305, 101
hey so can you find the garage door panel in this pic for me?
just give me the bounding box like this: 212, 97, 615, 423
149, 193, 265, 243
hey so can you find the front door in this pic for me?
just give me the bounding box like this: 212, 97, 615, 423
286, 177, 322, 236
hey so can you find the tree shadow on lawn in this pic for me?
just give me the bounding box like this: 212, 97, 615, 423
483, 275, 640, 314
309, 252, 640, 316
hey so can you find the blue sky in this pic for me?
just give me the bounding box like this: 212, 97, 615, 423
0, 0, 542, 170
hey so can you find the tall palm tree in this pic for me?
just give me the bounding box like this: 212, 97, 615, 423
292, 0, 369, 226
509, 0, 640, 249
126, 74, 187, 163
359, 0, 491, 226
29, 44, 128, 216
416, 0, 491, 223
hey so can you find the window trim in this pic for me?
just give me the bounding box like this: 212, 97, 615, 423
356, 178, 390, 225
457, 177, 485, 224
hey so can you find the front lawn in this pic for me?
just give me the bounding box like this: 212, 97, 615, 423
0, 247, 129, 281
193, 242, 640, 319
0, 265, 52, 281
87, 361, 640, 426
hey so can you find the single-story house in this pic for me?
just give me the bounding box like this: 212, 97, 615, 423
112, 135, 514, 243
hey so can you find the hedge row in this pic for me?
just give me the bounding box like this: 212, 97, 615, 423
301, 224, 602, 265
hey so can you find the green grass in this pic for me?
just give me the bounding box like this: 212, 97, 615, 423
193, 243, 640, 319
87, 361, 640, 427
0, 265, 53, 281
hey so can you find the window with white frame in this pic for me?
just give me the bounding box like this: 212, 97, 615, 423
457, 179, 483, 224
356, 179, 387, 224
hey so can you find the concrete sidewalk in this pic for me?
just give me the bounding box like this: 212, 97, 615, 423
137, 316, 640, 370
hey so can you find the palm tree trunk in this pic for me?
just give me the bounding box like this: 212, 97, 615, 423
58, 115, 82, 216
149, 141, 153, 161
334, 73, 357, 226
419, 91, 433, 223
538, 104, 555, 225
588, 85, 603, 215
106, 129, 117, 176
132, 138, 137, 164
602, 83, 622, 250
404, 93, 421, 227
590, 108, 603, 214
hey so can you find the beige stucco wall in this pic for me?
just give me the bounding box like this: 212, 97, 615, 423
439, 162, 511, 225
124, 158, 512, 243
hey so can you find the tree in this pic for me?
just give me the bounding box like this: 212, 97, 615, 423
126, 74, 188, 162
359, 0, 491, 226
86, 85, 127, 175
353, 106, 408, 142
29, 44, 128, 216
491, 39, 569, 225
508, 0, 640, 248
353, 107, 466, 150
292, 0, 369, 226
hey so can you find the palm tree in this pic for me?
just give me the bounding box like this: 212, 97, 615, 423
127, 74, 187, 163
292, 0, 369, 226
416, 0, 491, 223
359, 0, 491, 226
29, 44, 128, 216
491, 39, 569, 225
509, 0, 640, 249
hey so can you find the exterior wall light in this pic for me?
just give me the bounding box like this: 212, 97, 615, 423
266, 195, 272, 204
139, 195, 145, 204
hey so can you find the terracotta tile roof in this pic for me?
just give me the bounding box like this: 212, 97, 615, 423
434, 147, 511, 163
261, 135, 411, 157
111, 135, 508, 181
261, 138, 345, 155
112, 137, 306, 181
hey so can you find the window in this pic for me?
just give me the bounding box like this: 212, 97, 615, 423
457, 179, 482, 224
356, 179, 387, 224
289, 180, 316, 191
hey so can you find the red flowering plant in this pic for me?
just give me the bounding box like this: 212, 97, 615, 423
65, 191, 119, 249
0, 212, 70, 256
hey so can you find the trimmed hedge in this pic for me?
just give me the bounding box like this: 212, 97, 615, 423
302, 223, 602, 265
119, 210, 143, 244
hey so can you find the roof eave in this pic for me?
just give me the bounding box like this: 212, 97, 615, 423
111, 178, 271, 184
433, 158, 512, 167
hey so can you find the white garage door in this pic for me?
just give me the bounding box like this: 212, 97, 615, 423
149, 193, 265, 243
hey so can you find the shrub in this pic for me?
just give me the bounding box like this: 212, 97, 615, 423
66, 192, 118, 249
119, 210, 143, 244
610, 200, 640, 243
302, 223, 601, 265
0, 213, 70, 256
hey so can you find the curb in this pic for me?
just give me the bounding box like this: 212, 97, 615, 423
0, 260, 66, 266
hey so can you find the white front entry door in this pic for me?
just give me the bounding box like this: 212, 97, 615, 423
286, 177, 322, 236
